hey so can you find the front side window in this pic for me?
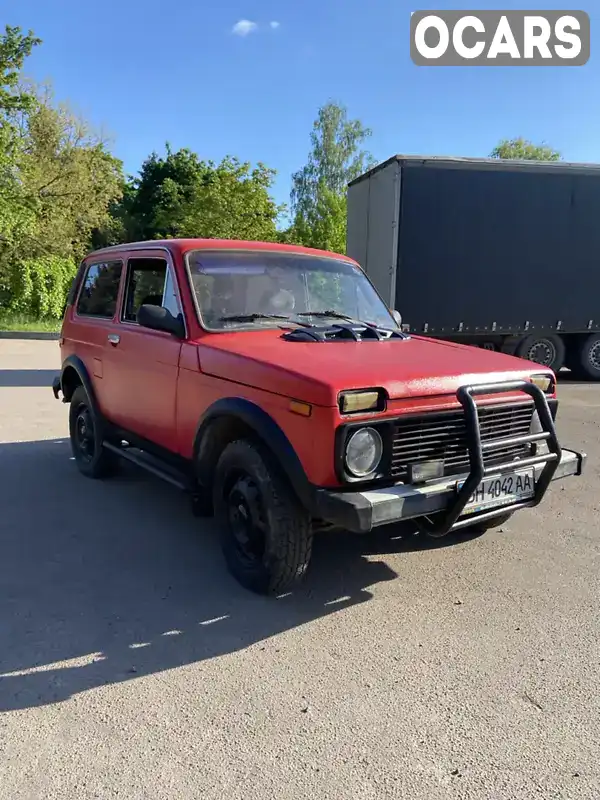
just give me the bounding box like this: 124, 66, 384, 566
185, 250, 396, 331
121, 257, 182, 323
77, 261, 123, 318
122, 258, 167, 323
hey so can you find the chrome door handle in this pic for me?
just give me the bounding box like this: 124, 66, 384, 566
107, 333, 120, 346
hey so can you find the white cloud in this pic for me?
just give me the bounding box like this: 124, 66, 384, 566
232, 19, 258, 36
270, 21, 280, 29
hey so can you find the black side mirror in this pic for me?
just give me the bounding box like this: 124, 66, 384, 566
137, 304, 185, 338
391, 309, 402, 327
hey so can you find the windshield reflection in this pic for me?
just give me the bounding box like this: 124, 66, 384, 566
185, 250, 397, 331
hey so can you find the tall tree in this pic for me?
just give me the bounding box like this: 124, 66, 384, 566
112, 145, 284, 243
0, 26, 41, 249
18, 87, 123, 258
0, 25, 40, 115
0, 26, 123, 316
490, 137, 561, 161
290, 101, 375, 253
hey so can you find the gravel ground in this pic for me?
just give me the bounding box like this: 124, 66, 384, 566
0, 340, 599, 800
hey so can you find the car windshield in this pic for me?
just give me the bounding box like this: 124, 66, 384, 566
185, 250, 397, 331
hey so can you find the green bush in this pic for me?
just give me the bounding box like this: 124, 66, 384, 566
8, 255, 77, 319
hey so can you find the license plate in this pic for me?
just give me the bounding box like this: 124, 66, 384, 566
457, 469, 535, 516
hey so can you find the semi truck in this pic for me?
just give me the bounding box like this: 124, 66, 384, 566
346, 155, 600, 380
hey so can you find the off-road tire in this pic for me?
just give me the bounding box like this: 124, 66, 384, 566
213, 439, 313, 595
68, 386, 118, 479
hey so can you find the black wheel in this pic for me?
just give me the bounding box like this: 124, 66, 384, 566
68, 386, 118, 479
465, 511, 513, 535
213, 440, 313, 595
570, 333, 600, 381
516, 334, 565, 373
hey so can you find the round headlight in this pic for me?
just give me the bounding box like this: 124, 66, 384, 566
345, 427, 383, 478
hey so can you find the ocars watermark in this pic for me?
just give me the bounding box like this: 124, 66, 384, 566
410, 10, 590, 65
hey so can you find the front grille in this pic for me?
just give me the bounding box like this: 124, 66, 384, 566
390, 402, 535, 480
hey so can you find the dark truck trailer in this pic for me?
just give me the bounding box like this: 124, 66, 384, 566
346, 155, 600, 380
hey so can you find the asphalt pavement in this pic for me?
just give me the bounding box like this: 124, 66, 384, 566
0, 340, 598, 800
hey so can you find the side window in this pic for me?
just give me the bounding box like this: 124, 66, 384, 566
76, 261, 123, 318
122, 258, 168, 323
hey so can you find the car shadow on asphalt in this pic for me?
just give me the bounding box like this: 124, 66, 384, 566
0, 369, 59, 388
0, 438, 477, 712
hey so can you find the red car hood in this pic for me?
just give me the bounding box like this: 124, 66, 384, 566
196, 331, 548, 407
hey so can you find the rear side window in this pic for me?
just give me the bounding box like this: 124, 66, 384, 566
77, 261, 123, 318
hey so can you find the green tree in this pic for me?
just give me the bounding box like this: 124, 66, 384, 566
116, 145, 284, 243
0, 26, 41, 250
0, 25, 40, 112
0, 27, 123, 316
290, 101, 375, 253
490, 137, 561, 161
16, 87, 124, 259
292, 188, 347, 253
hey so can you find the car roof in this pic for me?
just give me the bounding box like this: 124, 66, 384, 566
85, 238, 357, 263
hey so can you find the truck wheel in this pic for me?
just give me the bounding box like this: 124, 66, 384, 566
516, 334, 565, 372
465, 511, 513, 534
213, 440, 313, 595
571, 333, 600, 381
68, 386, 118, 479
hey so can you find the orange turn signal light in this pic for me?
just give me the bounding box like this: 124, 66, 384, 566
289, 400, 312, 417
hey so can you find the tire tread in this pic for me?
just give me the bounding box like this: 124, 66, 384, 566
214, 439, 313, 594
69, 386, 118, 479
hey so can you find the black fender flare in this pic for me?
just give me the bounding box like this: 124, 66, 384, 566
60, 355, 99, 415
193, 397, 313, 508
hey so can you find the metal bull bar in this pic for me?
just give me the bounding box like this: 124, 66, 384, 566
420, 379, 561, 538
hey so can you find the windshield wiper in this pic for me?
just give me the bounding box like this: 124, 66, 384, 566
297, 310, 353, 320
219, 313, 310, 327
296, 310, 379, 327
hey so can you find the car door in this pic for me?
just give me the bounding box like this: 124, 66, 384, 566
103, 249, 185, 453
69, 257, 126, 418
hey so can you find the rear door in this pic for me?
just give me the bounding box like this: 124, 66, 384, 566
103, 249, 184, 452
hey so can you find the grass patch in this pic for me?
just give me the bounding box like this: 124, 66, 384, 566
0, 313, 61, 333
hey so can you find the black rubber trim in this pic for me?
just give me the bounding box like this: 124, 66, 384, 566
59, 355, 99, 412
334, 418, 395, 485
194, 397, 314, 508
108, 424, 193, 476
66, 261, 86, 306
52, 375, 61, 400
575, 450, 587, 475
312, 488, 373, 532
103, 441, 189, 491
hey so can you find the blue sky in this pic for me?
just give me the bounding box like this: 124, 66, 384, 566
1, 0, 598, 215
